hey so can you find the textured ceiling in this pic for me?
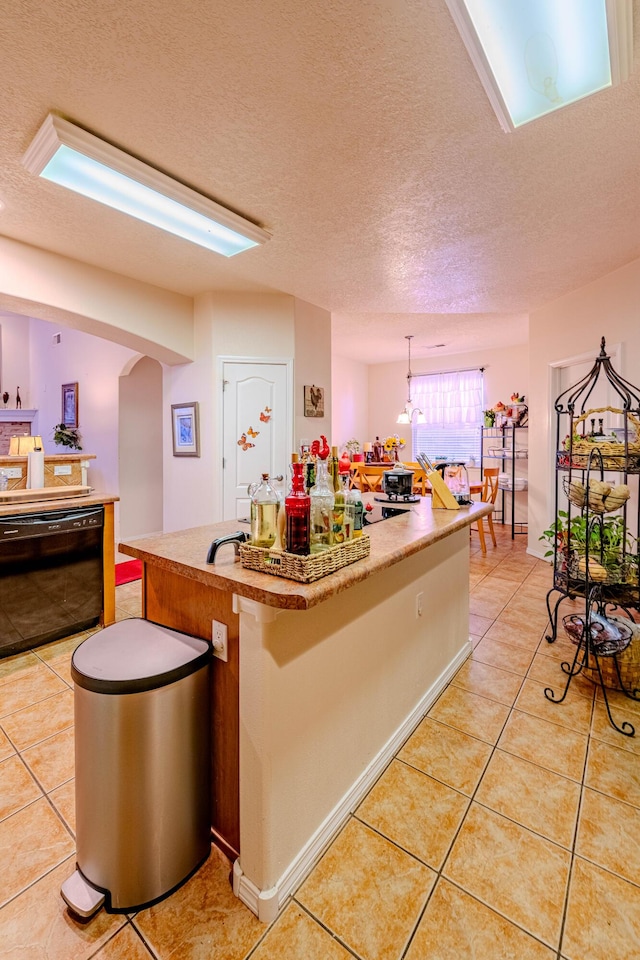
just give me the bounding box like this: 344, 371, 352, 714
1, 0, 639, 363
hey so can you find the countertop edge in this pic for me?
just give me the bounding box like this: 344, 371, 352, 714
119, 500, 494, 611
0, 491, 119, 515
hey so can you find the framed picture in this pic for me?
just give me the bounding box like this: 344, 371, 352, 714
171, 401, 200, 457
61, 382, 79, 427
304, 384, 325, 418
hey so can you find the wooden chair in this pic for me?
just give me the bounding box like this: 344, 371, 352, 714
350, 463, 393, 493
474, 467, 500, 554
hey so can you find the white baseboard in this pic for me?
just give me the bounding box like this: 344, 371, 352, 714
232, 639, 472, 923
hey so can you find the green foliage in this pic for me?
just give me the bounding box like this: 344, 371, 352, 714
53, 423, 82, 450
540, 509, 637, 579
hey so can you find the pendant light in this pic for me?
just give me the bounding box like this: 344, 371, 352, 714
397, 336, 426, 425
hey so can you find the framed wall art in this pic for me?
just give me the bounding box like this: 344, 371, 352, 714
171, 401, 200, 457
62, 382, 79, 427
304, 384, 325, 418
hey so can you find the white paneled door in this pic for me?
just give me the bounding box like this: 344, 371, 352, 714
221, 359, 292, 521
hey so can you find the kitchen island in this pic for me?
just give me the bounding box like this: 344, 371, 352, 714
119, 497, 491, 921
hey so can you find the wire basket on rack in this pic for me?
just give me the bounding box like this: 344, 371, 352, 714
565, 613, 640, 690
568, 407, 640, 469
562, 476, 631, 513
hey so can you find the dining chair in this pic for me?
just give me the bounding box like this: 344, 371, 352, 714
474, 467, 500, 554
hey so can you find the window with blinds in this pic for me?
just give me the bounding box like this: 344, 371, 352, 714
411, 368, 484, 464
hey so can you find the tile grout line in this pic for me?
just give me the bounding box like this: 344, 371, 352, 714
554, 693, 596, 960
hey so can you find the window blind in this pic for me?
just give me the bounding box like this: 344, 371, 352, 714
411, 368, 484, 463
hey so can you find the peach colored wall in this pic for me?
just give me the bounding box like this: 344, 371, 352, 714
0, 312, 31, 407
162, 290, 295, 532
295, 299, 332, 447
331, 354, 369, 452
528, 256, 640, 557
0, 236, 194, 364
367, 343, 530, 451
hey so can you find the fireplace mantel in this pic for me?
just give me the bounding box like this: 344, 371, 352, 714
0, 409, 36, 423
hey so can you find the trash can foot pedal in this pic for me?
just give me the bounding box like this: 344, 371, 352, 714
61, 869, 106, 918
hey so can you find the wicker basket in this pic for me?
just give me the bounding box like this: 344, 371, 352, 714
563, 612, 640, 690
239, 535, 370, 583
568, 406, 640, 469
583, 617, 640, 691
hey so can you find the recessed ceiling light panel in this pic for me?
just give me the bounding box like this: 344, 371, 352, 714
22, 114, 270, 256
445, 0, 633, 131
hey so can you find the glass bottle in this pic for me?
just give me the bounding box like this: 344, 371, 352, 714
373, 436, 383, 462
329, 445, 340, 492
309, 458, 335, 552
347, 482, 364, 538
332, 472, 355, 543
285, 461, 310, 555
249, 473, 280, 548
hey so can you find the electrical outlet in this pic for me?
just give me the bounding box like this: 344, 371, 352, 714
3, 467, 22, 479
416, 591, 424, 619
212, 620, 228, 662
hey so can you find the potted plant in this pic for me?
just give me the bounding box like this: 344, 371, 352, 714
540, 510, 637, 583
483, 409, 496, 428
53, 423, 82, 450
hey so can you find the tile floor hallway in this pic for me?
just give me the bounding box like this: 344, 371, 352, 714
2, 527, 640, 959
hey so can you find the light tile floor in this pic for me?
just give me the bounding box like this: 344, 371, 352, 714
2, 529, 640, 958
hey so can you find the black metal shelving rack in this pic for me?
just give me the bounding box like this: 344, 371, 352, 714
544, 337, 640, 735
482, 424, 528, 538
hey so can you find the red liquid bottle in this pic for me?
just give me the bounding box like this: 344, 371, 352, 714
286, 461, 311, 555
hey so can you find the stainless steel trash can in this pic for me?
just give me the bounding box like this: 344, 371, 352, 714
61, 618, 212, 916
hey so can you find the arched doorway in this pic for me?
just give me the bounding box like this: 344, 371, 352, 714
118, 356, 163, 542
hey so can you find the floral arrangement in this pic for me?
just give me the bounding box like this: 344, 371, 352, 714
483, 409, 496, 426
383, 435, 406, 452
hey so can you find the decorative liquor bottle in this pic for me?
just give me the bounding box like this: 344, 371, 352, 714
285, 460, 311, 555
248, 473, 280, 548
309, 458, 335, 552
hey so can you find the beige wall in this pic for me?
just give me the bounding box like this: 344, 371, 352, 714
528, 256, 640, 556
0, 236, 194, 365
294, 299, 332, 446
331, 354, 369, 453
162, 292, 333, 531
0, 312, 32, 408
366, 342, 530, 452
118, 356, 163, 542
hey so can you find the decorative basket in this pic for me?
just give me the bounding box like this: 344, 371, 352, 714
568, 406, 640, 469
584, 617, 640, 691
239, 535, 370, 583
562, 476, 630, 514
562, 612, 640, 690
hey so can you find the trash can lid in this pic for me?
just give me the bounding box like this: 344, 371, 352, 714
72, 618, 212, 694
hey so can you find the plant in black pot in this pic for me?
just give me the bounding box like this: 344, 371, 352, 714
53, 423, 82, 450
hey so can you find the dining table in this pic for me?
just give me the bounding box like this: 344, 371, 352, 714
349, 461, 483, 498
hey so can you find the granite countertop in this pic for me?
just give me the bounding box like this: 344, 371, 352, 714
119, 498, 492, 611
0, 491, 119, 516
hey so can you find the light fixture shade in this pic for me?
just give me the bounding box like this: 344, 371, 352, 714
22, 114, 270, 256
397, 410, 411, 425
445, 0, 633, 131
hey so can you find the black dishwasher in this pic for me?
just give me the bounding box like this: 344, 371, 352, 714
0, 506, 104, 657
